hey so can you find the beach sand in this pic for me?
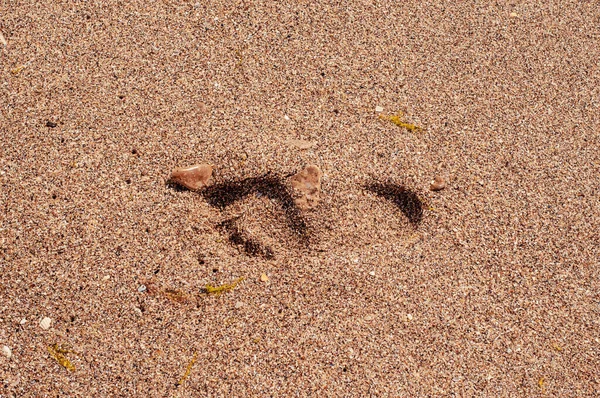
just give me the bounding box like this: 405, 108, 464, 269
1, 1, 599, 396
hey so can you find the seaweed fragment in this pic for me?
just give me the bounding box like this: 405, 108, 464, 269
176, 352, 198, 387
47, 344, 76, 372
163, 288, 191, 304
365, 182, 424, 224
379, 111, 422, 132
204, 277, 245, 296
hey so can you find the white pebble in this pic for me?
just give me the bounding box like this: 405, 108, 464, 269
375, 106, 384, 112
19, 318, 26, 325
284, 115, 290, 120
406, 313, 413, 321
235, 301, 244, 309
39, 317, 52, 330
138, 285, 147, 293
2, 345, 11, 359
369, 271, 376, 276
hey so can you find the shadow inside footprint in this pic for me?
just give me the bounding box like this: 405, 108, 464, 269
202, 173, 308, 237
365, 182, 424, 225
217, 218, 275, 259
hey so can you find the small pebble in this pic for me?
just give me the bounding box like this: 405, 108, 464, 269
169, 164, 213, 190
46, 121, 58, 128
375, 106, 384, 112
2, 345, 11, 359
369, 271, 375, 276
102, 275, 110, 281
235, 301, 244, 309
406, 313, 413, 321
260, 273, 269, 282
430, 176, 446, 191
39, 317, 52, 330
510, 12, 519, 17
19, 318, 26, 325
138, 285, 147, 293
0, 31, 7, 46
285, 138, 315, 150
284, 115, 290, 120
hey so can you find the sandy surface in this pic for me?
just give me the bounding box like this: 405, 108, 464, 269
1, 1, 599, 396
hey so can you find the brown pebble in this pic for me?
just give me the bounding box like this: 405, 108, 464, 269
169, 164, 213, 190
290, 165, 322, 210
430, 176, 446, 191
46, 121, 57, 128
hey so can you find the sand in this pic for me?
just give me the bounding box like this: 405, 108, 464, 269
1, 1, 599, 396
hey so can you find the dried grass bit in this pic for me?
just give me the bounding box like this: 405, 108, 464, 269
176, 352, 198, 387
379, 111, 422, 132
11, 65, 25, 75
205, 277, 245, 295
169, 164, 213, 190
290, 165, 322, 210
47, 344, 76, 372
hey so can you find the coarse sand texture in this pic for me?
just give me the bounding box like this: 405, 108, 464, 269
1, 1, 599, 396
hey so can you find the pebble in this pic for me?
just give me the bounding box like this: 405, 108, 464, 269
285, 138, 315, 150
406, 313, 413, 321
0, 31, 7, 46
138, 285, 147, 293
290, 165, 323, 210
235, 301, 244, 309
430, 176, 446, 191
39, 317, 52, 330
2, 345, 11, 359
169, 164, 213, 190
19, 318, 26, 325
375, 106, 384, 113
369, 271, 375, 276
260, 273, 269, 282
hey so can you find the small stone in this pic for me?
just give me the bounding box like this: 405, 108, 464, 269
19, 318, 26, 325
102, 275, 110, 281
406, 313, 413, 321
375, 106, 384, 113
46, 121, 58, 128
510, 12, 519, 17
284, 115, 290, 120
260, 273, 269, 282
234, 301, 244, 309
39, 317, 52, 330
169, 164, 213, 190
285, 138, 316, 150
0, 31, 7, 46
138, 285, 147, 293
369, 271, 375, 276
2, 345, 11, 359
430, 176, 446, 191
290, 165, 322, 210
